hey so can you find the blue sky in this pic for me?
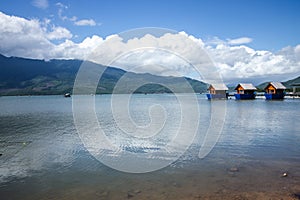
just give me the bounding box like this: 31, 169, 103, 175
0, 0, 300, 83
1, 0, 300, 50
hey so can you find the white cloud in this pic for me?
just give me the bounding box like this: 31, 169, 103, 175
227, 37, 253, 45
56, 2, 69, 21
55, 2, 67, 9
206, 42, 300, 83
32, 0, 49, 9
0, 12, 73, 59
55, 2, 98, 26
0, 12, 53, 59
53, 35, 103, 60
74, 19, 96, 26
47, 26, 72, 40
0, 11, 299, 83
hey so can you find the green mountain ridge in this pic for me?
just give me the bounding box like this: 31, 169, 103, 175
0, 54, 208, 96
256, 76, 300, 92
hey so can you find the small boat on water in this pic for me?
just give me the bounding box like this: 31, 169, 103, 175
234, 83, 257, 100
264, 82, 286, 100
64, 93, 71, 98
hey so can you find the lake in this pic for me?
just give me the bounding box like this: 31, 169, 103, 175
0, 94, 299, 199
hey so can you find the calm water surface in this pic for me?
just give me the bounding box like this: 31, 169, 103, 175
0, 95, 299, 199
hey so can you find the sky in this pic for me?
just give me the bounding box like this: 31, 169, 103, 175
0, 0, 300, 84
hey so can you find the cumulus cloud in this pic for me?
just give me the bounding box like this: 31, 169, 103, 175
88, 32, 210, 80
0, 12, 53, 59
0, 12, 73, 59
46, 26, 72, 40
53, 35, 103, 59
74, 19, 97, 26
32, 0, 48, 9
0, 11, 299, 83
206, 42, 300, 83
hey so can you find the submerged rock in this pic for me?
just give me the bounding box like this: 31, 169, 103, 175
172, 182, 181, 187
95, 190, 109, 198
229, 167, 239, 172
0, 153, 2, 156
291, 192, 300, 199
133, 190, 141, 194
127, 189, 141, 198
127, 192, 134, 198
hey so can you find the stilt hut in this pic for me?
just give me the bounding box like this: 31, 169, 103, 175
264, 82, 286, 100
234, 83, 257, 100
206, 84, 228, 100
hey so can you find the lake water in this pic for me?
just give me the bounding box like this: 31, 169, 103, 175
0, 94, 299, 199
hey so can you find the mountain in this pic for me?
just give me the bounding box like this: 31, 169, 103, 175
282, 76, 300, 88
256, 82, 269, 91
256, 75, 300, 91
0, 54, 208, 95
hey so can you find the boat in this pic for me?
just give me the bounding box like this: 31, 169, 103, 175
64, 93, 71, 98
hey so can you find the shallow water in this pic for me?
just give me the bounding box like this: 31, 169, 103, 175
0, 95, 299, 199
